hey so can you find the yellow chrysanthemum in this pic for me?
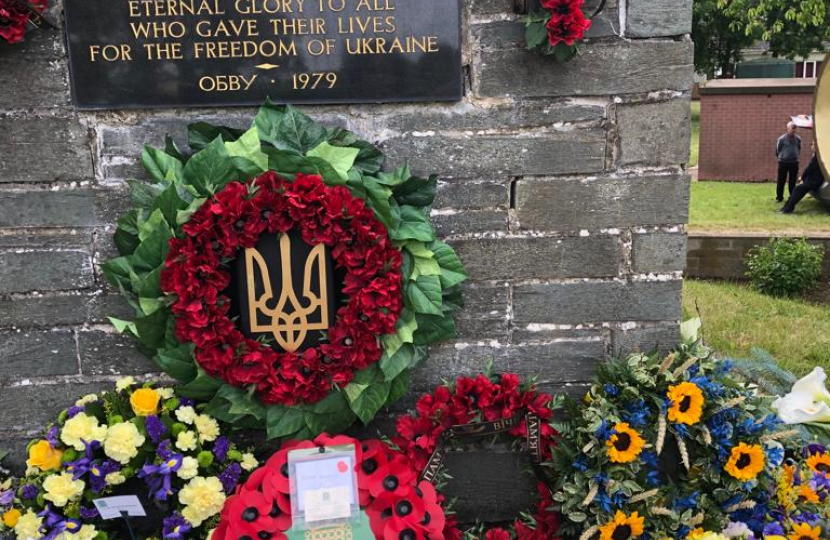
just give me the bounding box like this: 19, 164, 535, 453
130, 388, 160, 416
60, 413, 107, 451
599, 511, 645, 540
178, 476, 226, 527
724, 443, 765, 481
43, 472, 85, 507
806, 453, 830, 477
667, 382, 705, 425
26, 440, 63, 471
14, 510, 42, 540
788, 523, 821, 540
606, 423, 645, 463
687, 529, 705, 540
2, 509, 21, 528
798, 484, 820, 504
103, 422, 145, 464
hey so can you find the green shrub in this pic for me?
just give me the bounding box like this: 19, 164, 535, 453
745, 237, 825, 297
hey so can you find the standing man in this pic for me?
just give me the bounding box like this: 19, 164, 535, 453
775, 121, 802, 202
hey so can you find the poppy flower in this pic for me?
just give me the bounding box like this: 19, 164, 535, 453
368, 455, 416, 498
667, 382, 705, 425
605, 423, 645, 463
724, 443, 765, 480
806, 452, 830, 477
598, 511, 645, 540
788, 523, 821, 540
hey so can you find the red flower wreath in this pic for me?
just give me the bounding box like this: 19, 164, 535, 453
214, 433, 451, 540
161, 172, 403, 406
0, 0, 47, 44
392, 374, 562, 540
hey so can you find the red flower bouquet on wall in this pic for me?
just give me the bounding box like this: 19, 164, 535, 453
0, 0, 47, 44
525, 0, 604, 61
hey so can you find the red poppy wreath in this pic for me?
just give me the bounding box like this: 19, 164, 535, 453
213, 433, 452, 540
392, 373, 562, 540
103, 102, 468, 440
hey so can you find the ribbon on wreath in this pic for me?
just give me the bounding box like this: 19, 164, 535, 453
419, 412, 542, 483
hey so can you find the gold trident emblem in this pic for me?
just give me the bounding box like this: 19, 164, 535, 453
245, 234, 330, 352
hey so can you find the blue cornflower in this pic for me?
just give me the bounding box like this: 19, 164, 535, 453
574, 455, 589, 472
673, 492, 699, 511
594, 489, 613, 513
623, 399, 650, 428
641, 451, 661, 486
604, 384, 620, 397
595, 420, 615, 441
674, 423, 690, 439
715, 360, 733, 375
766, 445, 785, 468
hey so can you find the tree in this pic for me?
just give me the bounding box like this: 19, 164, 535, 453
693, 0, 830, 77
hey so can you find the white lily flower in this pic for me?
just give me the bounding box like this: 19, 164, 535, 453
772, 367, 830, 424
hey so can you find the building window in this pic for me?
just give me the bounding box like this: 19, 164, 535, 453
796, 61, 821, 78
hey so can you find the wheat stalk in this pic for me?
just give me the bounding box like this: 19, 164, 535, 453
651, 507, 675, 516
690, 513, 704, 526
676, 434, 690, 470
656, 413, 667, 455
701, 425, 712, 445
762, 429, 799, 442
579, 526, 599, 540
657, 353, 676, 375
582, 440, 596, 454
582, 483, 599, 507
726, 500, 757, 513
714, 396, 746, 414
629, 489, 660, 504
672, 356, 698, 378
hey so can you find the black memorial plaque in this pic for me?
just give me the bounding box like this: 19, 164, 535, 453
63, 0, 462, 109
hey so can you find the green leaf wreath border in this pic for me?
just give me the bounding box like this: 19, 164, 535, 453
102, 101, 468, 440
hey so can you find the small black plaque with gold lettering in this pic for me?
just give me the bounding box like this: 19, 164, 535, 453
63, 0, 462, 109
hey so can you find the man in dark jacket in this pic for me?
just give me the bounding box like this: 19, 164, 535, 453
775, 121, 802, 201
780, 142, 825, 214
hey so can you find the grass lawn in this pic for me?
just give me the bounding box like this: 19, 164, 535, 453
689, 181, 830, 234
683, 279, 830, 375
690, 101, 699, 168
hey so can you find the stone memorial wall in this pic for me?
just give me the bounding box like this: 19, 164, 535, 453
0, 0, 693, 464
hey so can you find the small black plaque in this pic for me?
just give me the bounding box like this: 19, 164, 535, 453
63, 0, 462, 109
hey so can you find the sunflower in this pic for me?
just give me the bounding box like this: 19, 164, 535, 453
667, 382, 705, 425
788, 523, 821, 540
806, 452, 830, 477
797, 484, 820, 504
599, 511, 645, 540
724, 443, 765, 480
606, 423, 645, 463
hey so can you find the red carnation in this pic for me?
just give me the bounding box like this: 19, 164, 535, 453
545, 7, 591, 47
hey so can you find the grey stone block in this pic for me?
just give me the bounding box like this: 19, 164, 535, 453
381, 129, 606, 178
516, 173, 690, 230
0, 381, 112, 435
78, 331, 160, 376
0, 233, 91, 249
451, 236, 619, 280
611, 324, 681, 356
0, 188, 129, 228
0, 250, 94, 294
474, 39, 693, 98
435, 181, 509, 210
513, 279, 682, 324
617, 98, 691, 167
632, 233, 687, 273
626, 0, 692, 37
0, 115, 92, 183
433, 210, 508, 236
0, 295, 96, 328
454, 282, 510, 340
0, 330, 78, 382
0, 32, 69, 109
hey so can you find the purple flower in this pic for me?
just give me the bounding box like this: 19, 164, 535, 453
764, 523, 785, 537
178, 397, 194, 408
38, 506, 81, 540
21, 484, 39, 500
88, 460, 120, 493
213, 436, 230, 463
80, 506, 99, 520
145, 415, 167, 444
65, 441, 101, 481
0, 489, 13, 506
162, 512, 192, 540
218, 462, 242, 494
66, 406, 85, 419
139, 455, 183, 501
157, 440, 174, 460
46, 425, 60, 447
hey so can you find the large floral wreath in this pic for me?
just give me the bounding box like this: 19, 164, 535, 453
103, 102, 467, 439
550, 333, 785, 540
0, 0, 48, 44
214, 433, 451, 540
392, 373, 561, 540
2, 378, 257, 540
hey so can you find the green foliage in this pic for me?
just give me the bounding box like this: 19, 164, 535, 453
725, 347, 797, 397
104, 101, 467, 440
693, 0, 830, 77
745, 237, 824, 298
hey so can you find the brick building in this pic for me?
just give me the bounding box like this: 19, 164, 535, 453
699, 78, 816, 181
0, 0, 693, 471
